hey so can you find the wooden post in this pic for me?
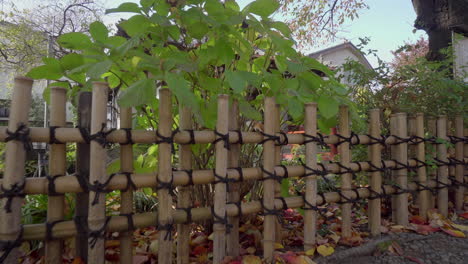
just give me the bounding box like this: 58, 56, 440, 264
213, 95, 229, 263
45, 87, 67, 264
427, 117, 437, 209
339, 105, 352, 238
394, 113, 408, 226
75, 92, 91, 261
87, 82, 109, 264
304, 103, 318, 249
454, 116, 464, 211
227, 100, 240, 257
177, 106, 192, 264
0, 77, 33, 262
415, 113, 429, 219
274, 104, 282, 244
157, 88, 174, 264
263, 97, 276, 262
390, 114, 397, 222
119, 106, 134, 263
368, 109, 382, 236
437, 116, 448, 217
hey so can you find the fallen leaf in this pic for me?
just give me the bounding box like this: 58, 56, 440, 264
71, 258, 85, 264
317, 245, 334, 257
105, 240, 120, 248
242, 255, 262, 264
388, 241, 403, 256
410, 215, 427, 225
246, 247, 256, 254
305, 247, 316, 256
149, 240, 158, 254
410, 224, 439, 235
132, 255, 150, 264
441, 227, 466, 238
451, 223, 468, 232
459, 212, 468, 219
275, 243, 284, 249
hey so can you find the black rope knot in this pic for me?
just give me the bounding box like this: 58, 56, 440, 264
89, 123, 115, 148
5, 123, 32, 151
0, 226, 23, 263
89, 217, 111, 248
214, 130, 230, 150
0, 182, 25, 212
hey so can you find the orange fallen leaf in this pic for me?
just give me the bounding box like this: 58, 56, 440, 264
410, 224, 439, 235
317, 244, 334, 257
71, 258, 85, 264
410, 215, 426, 225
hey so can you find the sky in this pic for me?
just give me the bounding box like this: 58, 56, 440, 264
2, 0, 427, 67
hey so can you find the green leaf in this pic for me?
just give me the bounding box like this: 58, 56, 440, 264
205, 0, 224, 16
225, 70, 247, 94
186, 22, 209, 39
244, 0, 279, 18
27, 65, 62, 80
275, 55, 287, 72
118, 78, 156, 107
239, 100, 261, 120
225, 0, 240, 11
120, 15, 151, 37
60, 53, 84, 70
288, 97, 303, 120
58, 32, 92, 50
106, 2, 141, 14
165, 73, 199, 113
281, 179, 290, 197
87, 60, 113, 79
318, 96, 339, 119
90, 21, 109, 42
271, 21, 291, 37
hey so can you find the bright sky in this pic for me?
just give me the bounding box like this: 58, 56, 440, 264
3, 0, 427, 67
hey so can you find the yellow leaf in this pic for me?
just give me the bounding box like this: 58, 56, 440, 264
317, 244, 334, 257
441, 227, 466, 238
274, 243, 284, 249
242, 255, 262, 264
305, 247, 316, 256
296, 255, 317, 264
452, 223, 468, 232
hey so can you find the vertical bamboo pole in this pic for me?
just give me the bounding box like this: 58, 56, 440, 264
415, 113, 429, 219
75, 92, 91, 261
427, 117, 437, 209
87, 82, 109, 264
304, 103, 317, 249
454, 116, 464, 211
119, 106, 134, 263
0, 77, 33, 262
177, 106, 192, 264
227, 100, 240, 257
213, 95, 229, 264
339, 105, 352, 238
45, 87, 67, 263
368, 109, 382, 236
390, 114, 397, 222
274, 104, 282, 243
437, 116, 448, 217
263, 97, 276, 262
447, 120, 456, 190
157, 88, 174, 264
394, 113, 409, 226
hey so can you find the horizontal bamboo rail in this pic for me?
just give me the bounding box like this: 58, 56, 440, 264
4, 158, 464, 195
16, 179, 450, 241
0, 126, 457, 146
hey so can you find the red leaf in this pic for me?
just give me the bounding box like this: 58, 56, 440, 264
459, 212, 468, 219
410, 215, 427, 225
411, 224, 439, 235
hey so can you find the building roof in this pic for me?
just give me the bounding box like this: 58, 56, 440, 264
308, 42, 373, 70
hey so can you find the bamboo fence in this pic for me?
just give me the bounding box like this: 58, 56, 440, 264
0, 77, 467, 263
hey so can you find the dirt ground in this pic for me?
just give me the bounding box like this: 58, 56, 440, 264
316, 221, 468, 264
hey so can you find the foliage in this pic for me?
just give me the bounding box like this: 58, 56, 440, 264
0, 0, 104, 72
26, 0, 351, 132
339, 37, 468, 119
279, 0, 368, 48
